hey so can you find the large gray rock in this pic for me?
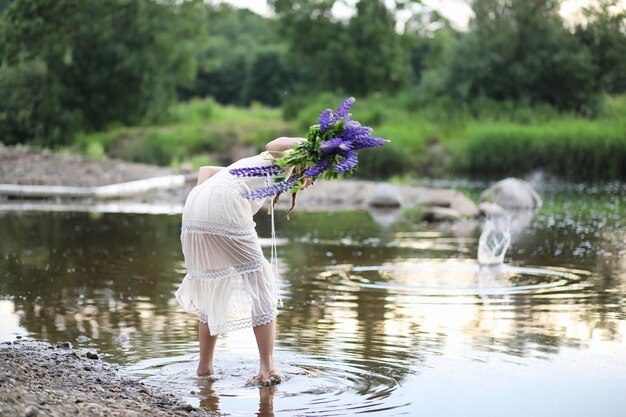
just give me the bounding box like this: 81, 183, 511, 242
479, 178, 542, 209
398, 186, 479, 218
478, 202, 505, 217
368, 183, 402, 208
422, 207, 462, 222
447, 192, 480, 217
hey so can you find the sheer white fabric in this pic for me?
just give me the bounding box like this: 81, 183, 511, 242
175, 152, 280, 336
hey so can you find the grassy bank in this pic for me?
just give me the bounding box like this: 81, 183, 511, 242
76, 94, 626, 181
76, 98, 293, 168
452, 96, 626, 180
455, 117, 626, 179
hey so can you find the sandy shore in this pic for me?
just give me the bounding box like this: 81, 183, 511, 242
0, 339, 212, 417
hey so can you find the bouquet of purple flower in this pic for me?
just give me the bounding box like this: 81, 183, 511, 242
230, 97, 388, 210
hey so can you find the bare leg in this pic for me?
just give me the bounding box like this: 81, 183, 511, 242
253, 320, 280, 383
198, 322, 218, 376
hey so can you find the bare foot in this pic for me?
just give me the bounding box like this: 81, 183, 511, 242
256, 369, 281, 387
196, 364, 214, 376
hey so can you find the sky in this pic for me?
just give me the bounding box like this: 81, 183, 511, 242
216, 0, 473, 29
216, 0, 626, 30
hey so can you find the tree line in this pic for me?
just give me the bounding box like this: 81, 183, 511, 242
0, 0, 624, 147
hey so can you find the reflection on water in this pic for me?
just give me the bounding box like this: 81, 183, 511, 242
1, 182, 626, 416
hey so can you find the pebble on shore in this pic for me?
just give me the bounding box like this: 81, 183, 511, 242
0, 339, 211, 417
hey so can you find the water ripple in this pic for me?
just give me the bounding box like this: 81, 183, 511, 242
126, 351, 411, 416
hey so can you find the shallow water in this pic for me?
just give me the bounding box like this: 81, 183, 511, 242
1, 180, 625, 416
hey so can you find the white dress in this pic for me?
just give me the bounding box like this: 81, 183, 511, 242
175, 152, 280, 336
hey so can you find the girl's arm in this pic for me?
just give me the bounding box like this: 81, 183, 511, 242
265, 137, 306, 158
197, 166, 224, 185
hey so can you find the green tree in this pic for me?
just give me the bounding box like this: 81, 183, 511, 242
342, 0, 411, 95
0, 0, 11, 14
181, 5, 298, 106
402, 9, 458, 85
0, 59, 79, 146
575, 0, 626, 94
426, 0, 599, 112
269, 0, 345, 92
270, 0, 411, 96
244, 46, 301, 106
0, 0, 206, 146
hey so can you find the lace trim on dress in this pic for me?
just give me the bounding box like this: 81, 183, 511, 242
200, 310, 278, 335
186, 258, 267, 281
181, 221, 256, 239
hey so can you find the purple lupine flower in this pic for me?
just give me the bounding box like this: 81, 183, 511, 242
350, 136, 387, 150
331, 97, 355, 123
229, 97, 388, 201
320, 137, 349, 154
243, 176, 298, 199
340, 125, 373, 141
318, 109, 333, 134
230, 165, 282, 177
344, 120, 361, 129
334, 151, 358, 173
338, 142, 352, 152
304, 156, 332, 178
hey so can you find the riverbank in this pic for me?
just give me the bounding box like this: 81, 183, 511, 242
0, 145, 480, 218
0, 145, 175, 187
0, 339, 211, 417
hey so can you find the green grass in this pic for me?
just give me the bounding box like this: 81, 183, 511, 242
451, 98, 626, 180
76, 98, 293, 167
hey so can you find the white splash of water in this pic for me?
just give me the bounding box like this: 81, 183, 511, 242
477, 215, 512, 265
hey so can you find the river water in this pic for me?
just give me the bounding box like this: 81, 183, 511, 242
1, 180, 625, 416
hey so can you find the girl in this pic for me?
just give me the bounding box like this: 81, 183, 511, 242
175, 137, 303, 386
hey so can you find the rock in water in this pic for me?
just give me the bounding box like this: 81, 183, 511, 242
422, 207, 462, 222
479, 178, 542, 209
368, 184, 402, 208
478, 202, 505, 217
